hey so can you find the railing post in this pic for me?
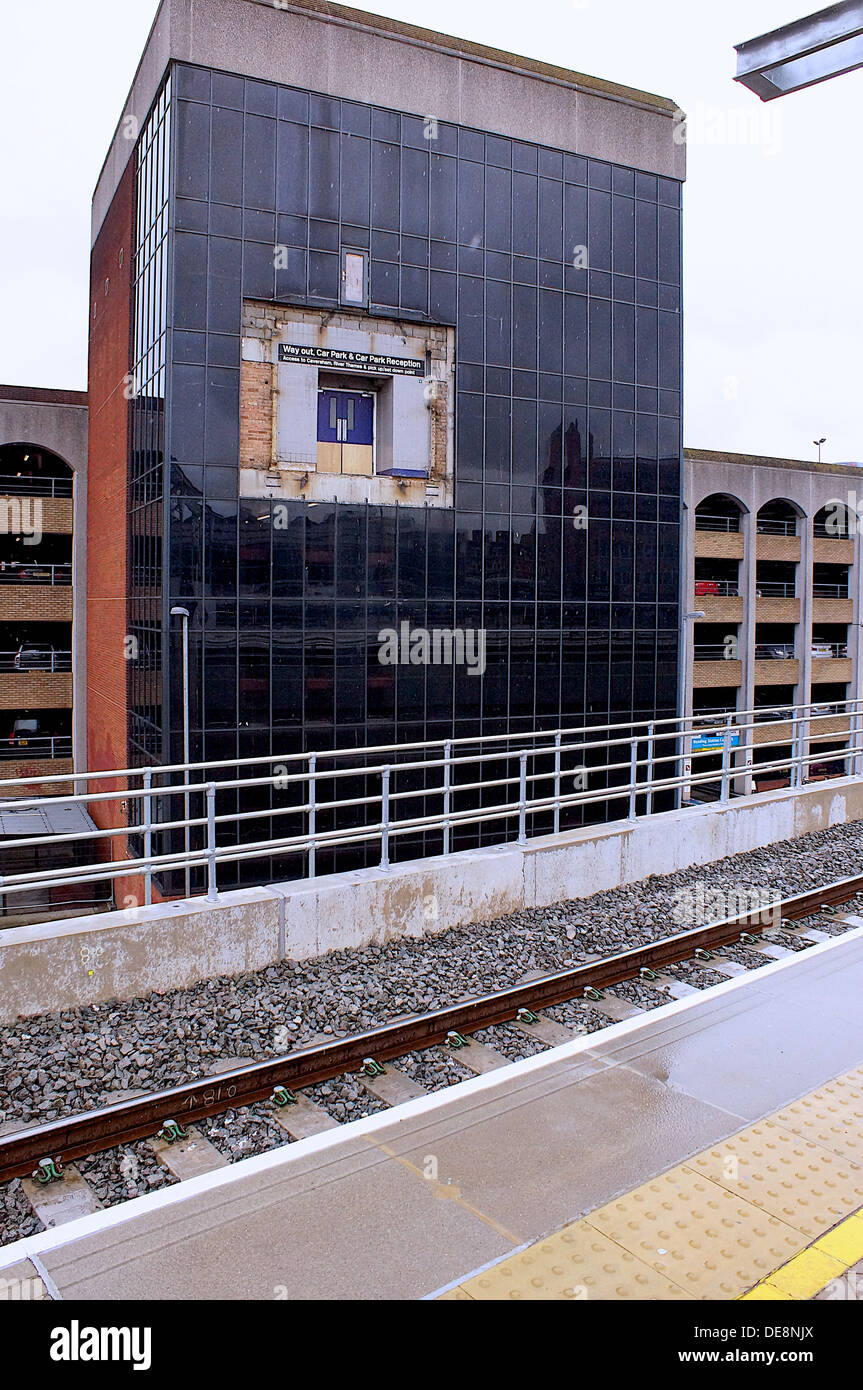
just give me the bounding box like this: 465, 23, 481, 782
791, 714, 801, 787
720, 716, 732, 802
645, 721, 655, 816
518, 752, 528, 846
205, 783, 217, 901
142, 768, 152, 906
553, 731, 561, 835
308, 752, 316, 879
380, 765, 390, 870
628, 738, 638, 819
442, 740, 452, 856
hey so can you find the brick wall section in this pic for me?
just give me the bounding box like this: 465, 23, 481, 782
429, 382, 448, 483
0, 587, 73, 622
0, 760, 72, 796
0, 495, 72, 533
814, 538, 854, 564
0, 673, 71, 709
755, 535, 801, 562
693, 532, 744, 559
692, 660, 743, 689
87, 155, 135, 893
240, 360, 273, 468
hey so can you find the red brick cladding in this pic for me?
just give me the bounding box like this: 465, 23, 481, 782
86, 156, 139, 900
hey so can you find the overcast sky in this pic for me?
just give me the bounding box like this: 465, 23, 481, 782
1, 0, 860, 462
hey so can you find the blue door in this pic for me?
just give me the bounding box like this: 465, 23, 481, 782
317, 390, 374, 445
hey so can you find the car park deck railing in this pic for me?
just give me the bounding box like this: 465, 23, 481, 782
694, 514, 740, 532
0, 735, 72, 760
0, 474, 73, 498
0, 699, 862, 909
0, 650, 72, 672
694, 581, 739, 596
694, 644, 740, 660
756, 581, 796, 597
0, 562, 72, 585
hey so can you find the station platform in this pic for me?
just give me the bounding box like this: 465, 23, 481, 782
4, 921, 863, 1302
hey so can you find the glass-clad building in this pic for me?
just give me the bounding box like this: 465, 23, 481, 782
93, 1, 684, 887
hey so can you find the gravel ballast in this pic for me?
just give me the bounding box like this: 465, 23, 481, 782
2, 817, 863, 1246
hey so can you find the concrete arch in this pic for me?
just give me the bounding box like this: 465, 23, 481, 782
757, 496, 807, 519
694, 490, 750, 519
0, 440, 75, 477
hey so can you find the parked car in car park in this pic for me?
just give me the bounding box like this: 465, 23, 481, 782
13, 643, 57, 670
8, 717, 40, 746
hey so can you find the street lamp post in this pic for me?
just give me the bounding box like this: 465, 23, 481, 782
814, 436, 826, 463
170, 606, 191, 898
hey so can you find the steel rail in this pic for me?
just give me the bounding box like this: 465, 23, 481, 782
1, 873, 861, 1184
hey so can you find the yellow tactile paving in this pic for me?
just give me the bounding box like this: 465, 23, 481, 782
585, 1165, 808, 1299
437, 1063, 863, 1301
450, 1221, 693, 1301
770, 1070, 863, 1164
755, 1248, 846, 1299
688, 1120, 863, 1237
817, 1212, 863, 1264
741, 1212, 863, 1301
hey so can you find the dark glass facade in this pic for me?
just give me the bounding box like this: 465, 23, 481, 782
129, 61, 682, 884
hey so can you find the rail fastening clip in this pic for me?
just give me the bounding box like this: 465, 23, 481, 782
32, 1157, 64, 1184
157, 1119, 187, 1144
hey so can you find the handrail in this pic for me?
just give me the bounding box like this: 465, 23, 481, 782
0, 698, 861, 907
0, 649, 72, 672
0, 474, 73, 498
0, 561, 72, 585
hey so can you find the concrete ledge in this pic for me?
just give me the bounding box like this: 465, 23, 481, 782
3, 778, 863, 1022
269, 843, 525, 959
0, 888, 281, 1023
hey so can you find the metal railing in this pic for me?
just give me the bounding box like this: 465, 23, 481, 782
694, 644, 741, 661
0, 699, 862, 910
813, 522, 851, 539
0, 475, 73, 498
0, 735, 72, 761
694, 581, 739, 596
812, 643, 848, 659
755, 581, 796, 597
695, 514, 740, 532
755, 643, 796, 660
0, 562, 72, 585
756, 518, 797, 536
813, 583, 850, 598
0, 649, 72, 672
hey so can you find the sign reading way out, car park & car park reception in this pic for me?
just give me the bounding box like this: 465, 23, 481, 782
278, 344, 425, 376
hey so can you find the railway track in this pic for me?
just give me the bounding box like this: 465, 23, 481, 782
1, 872, 862, 1209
